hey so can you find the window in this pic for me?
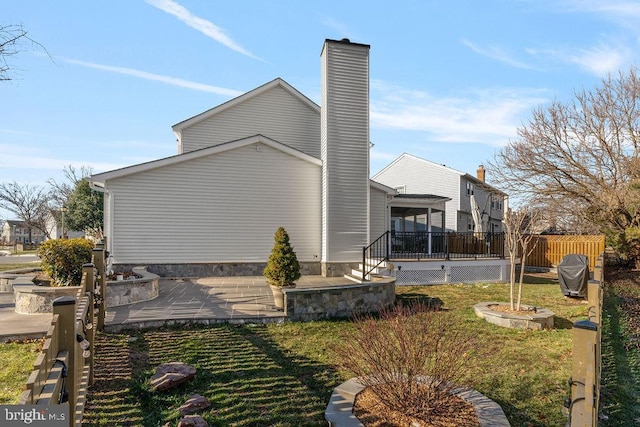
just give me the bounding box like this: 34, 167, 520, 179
394, 185, 406, 194
466, 182, 474, 196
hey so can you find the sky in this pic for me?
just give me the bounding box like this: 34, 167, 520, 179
2, 0, 640, 219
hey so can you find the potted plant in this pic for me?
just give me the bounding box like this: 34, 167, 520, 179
263, 227, 300, 310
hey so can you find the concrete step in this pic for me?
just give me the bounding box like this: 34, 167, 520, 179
344, 273, 366, 284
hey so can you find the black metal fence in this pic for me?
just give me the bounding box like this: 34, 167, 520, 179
390, 231, 504, 259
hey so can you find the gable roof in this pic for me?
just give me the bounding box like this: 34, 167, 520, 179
90, 134, 322, 186
172, 78, 320, 134
373, 153, 506, 196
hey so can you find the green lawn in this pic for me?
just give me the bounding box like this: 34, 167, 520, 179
0, 261, 43, 405
81, 275, 588, 427
0, 340, 43, 404
3, 268, 636, 425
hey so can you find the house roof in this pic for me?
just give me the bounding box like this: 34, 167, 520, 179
369, 179, 396, 194
90, 134, 322, 185
394, 194, 451, 201
172, 78, 320, 134
373, 153, 507, 196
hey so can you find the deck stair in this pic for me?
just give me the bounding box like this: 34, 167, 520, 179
344, 259, 390, 283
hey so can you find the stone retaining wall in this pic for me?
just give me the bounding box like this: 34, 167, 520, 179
105, 266, 159, 307
114, 262, 321, 277
13, 281, 81, 314
284, 279, 395, 321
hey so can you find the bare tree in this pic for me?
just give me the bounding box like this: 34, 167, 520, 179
0, 23, 48, 81
503, 206, 540, 311
489, 67, 640, 263
48, 165, 93, 208
0, 182, 52, 240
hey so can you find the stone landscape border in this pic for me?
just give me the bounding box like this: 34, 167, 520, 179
474, 302, 556, 330
325, 378, 510, 426
105, 266, 159, 307
283, 278, 396, 321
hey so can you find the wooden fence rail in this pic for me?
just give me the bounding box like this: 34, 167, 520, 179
526, 235, 605, 271
18, 244, 107, 427
567, 253, 604, 426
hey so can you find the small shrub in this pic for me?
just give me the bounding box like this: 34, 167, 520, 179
263, 227, 300, 287
38, 238, 93, 286
336, 302, 480, 422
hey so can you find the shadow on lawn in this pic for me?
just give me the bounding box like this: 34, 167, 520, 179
554, 316, 574, 330
83, 324, 341, 427
396, 293, 445, 310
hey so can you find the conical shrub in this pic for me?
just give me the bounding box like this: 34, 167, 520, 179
264, 227, 301, 287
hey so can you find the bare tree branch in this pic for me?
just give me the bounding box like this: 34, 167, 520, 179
1, 23, 50, 81
0, 181, 53, 240
489, 67, 640, 243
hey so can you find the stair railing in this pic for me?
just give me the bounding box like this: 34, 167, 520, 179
363, 231, 390, 281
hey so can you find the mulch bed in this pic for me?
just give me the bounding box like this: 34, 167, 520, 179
354, 386, 479, 427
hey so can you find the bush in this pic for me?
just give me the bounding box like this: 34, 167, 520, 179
38, 238, 93, 286
336, 302, 480, 422
263, 227, 300, 287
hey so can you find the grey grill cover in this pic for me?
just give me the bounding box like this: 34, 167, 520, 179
558, 254, 589, 297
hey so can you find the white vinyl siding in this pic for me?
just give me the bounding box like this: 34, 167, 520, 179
370, 186, 388, 241
321, 40, 370, 263
106, 143, 321, 264
180, 85, 321, 158
374, 155, 460, 232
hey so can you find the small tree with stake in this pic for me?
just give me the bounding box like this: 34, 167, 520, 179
503, 206, 540, 310
264, 227, 300, 287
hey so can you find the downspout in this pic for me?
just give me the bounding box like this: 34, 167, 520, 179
89, 181, 112, 254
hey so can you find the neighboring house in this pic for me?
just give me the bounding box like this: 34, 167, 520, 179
373, 154, 507, 234
90, 38, 507, 282
45, 210, 85, 240
1, 220, 46, 244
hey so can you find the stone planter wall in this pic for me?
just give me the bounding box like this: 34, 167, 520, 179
0, 268, 42, 292
474, 302, 556, 330
283, 279, 395, 321
105, 266, 159, 307
13, 281, 81, 314
325, 378, 511, 427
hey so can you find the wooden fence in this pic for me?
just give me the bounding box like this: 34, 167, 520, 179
526, 235, 605, 271
18, 243, 107, 427
567, 254, 604, 426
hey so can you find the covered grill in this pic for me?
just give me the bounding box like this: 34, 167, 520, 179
558, 254, 589, 298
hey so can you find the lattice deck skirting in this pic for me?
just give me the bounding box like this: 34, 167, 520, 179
395, 264, 504, 285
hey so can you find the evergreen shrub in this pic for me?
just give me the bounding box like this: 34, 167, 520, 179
38, 238, 93, 286
263, 227, 301, 287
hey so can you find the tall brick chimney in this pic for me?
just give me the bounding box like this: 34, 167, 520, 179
477, 165, 486, 182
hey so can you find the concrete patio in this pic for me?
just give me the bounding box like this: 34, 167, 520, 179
0, 275, 360, 339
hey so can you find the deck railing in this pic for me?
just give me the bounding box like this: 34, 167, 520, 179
389, 231, 505, 260
18, 243, 107, 426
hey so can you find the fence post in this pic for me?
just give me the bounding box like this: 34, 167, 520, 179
82, 264, 95, 386
92, 247, 106, 331
570, 319, 598, 427
53, 296, 76, 419
587, 281, 601, 324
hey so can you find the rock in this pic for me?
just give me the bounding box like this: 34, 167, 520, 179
149, 362, 196, 392
177, 415, 208, 427
179, 393, 211, 416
